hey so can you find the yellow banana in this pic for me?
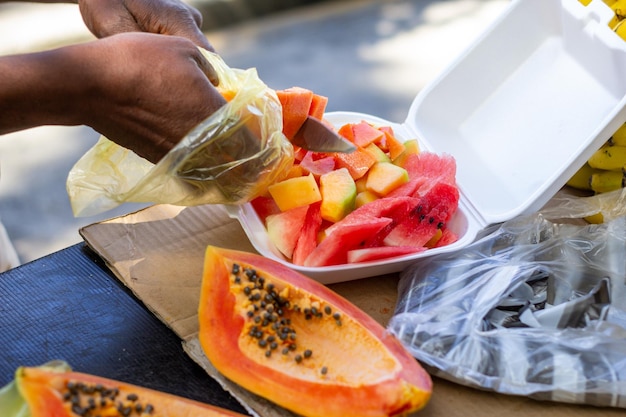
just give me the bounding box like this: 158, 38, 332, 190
587, 145, 626, 170
609, 123, 626, 146
584, 212, 605, 224
566, 163, 596, 191
590, 169, 625, 193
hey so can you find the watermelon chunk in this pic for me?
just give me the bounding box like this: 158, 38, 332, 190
292, 202, 323, 265
266, 205, 309, 259
303, 217, 392, 267
434, 227, 458, 247
299, 151, 336, 176
383, 182, 459, 248
388, 152, 456, 198
324, 196, 419, 237
347, 246, 425, 264
251, 196, 281, 224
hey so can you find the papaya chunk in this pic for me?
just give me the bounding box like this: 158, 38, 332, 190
9, 361, 246, 417
276, 87, 314, 140
308, 93, 328, 120
199, 246, 432, 417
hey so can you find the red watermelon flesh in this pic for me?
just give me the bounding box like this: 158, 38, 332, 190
388, 152, 456, 198
434, 227, 458, 248
384, 182, 459, 248
251, 196, 281, 224
347, 246, 425, 264
292, 202, 323, 266
266, 205, 309, 259
299, 151, 336, 176
303, 217, 392, 267
324, 196, 419, 236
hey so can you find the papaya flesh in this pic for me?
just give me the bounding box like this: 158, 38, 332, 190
198, 246, 432, 417
12, 361, 247, 417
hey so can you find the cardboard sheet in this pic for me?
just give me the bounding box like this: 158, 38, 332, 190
80, 203, 620, 417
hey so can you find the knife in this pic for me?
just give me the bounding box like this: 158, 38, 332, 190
290, 116, 356, 154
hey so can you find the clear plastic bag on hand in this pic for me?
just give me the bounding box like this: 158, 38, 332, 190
66, 50, 294, 217
388, 189, 626, 408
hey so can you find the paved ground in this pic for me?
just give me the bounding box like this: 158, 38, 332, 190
0, 0, 507, 265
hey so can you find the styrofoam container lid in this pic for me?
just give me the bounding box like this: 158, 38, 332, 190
228, 0, 626, 284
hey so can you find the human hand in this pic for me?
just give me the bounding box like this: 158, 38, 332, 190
77, 0, 214, 52
78, 33, 227, 163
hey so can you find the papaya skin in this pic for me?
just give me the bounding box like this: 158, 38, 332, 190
198, 246, 432, 417
15, 363, 247, 417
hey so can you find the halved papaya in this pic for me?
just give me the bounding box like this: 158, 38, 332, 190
198, 246, 432, 417
4, 361, 246, 417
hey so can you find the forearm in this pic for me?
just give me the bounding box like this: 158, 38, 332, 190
0, 1, 77, 3
0, 45, 96, 134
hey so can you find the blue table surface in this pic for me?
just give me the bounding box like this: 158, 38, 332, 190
0, 242, 248, 415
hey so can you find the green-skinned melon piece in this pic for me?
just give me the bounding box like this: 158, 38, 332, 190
199, 246, 432, 417
319, 167, 356, 223
1, 361, 246, 417
365, 142, 392, 163
393, 139, 420, 167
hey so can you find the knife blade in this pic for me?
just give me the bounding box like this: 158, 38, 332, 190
290, 116, 356, 153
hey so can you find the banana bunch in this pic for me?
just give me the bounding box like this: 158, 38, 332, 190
567, 123, 626, 193
578, 0, 626, 39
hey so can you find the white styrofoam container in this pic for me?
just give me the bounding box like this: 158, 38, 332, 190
228, 0, 626, 284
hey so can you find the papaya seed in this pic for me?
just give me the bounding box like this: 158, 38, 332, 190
321, 366, 328, 375
324, 306, 332, 315
303, 349, 312, 359
295, 354, 303, 363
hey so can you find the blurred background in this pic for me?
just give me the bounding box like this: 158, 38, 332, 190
0, 0, 506, 265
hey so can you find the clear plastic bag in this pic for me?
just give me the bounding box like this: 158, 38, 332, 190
66, 50, 294, 217
388, 188, 626, 408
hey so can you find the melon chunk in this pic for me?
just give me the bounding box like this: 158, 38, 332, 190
366, 162, 409, 196
268, 173, 322, 211
393, 138, 420, 167
355, 190, 379, 208
319, 168, 356, 223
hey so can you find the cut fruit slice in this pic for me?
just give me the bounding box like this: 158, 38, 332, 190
199, 246, 432, 417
